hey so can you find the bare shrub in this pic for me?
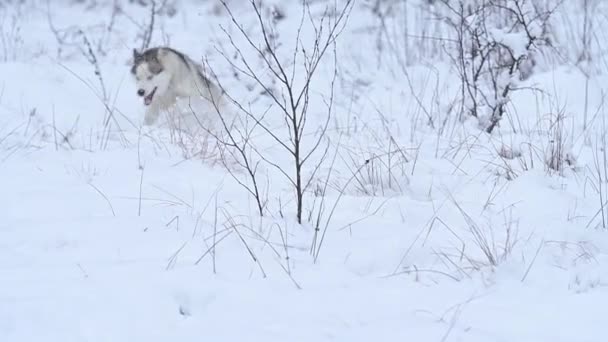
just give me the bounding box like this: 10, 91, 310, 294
437, 0, 557, 133
212, 0, 354, 224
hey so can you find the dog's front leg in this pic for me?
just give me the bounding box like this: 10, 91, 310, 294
144, 106, 160, 125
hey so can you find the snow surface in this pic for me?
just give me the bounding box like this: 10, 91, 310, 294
1, 0, 607, 341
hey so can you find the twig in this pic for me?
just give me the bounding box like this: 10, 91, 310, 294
88, 182, 116, 216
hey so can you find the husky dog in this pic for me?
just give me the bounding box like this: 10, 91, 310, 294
131, 47, 224, 126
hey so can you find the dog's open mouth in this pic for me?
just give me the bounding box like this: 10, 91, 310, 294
144, 87, 157, 106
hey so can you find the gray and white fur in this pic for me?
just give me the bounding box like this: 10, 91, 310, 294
131, 47, 223, 126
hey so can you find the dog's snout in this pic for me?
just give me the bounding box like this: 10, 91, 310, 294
137, 89, 145, 97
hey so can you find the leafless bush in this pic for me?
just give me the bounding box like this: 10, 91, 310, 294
438, 0, 557, 133
214, 0, 354, 224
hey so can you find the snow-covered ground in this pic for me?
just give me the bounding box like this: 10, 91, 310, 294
1, 0, 607, 341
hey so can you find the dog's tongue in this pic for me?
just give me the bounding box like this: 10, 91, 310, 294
144, 88, 156, 106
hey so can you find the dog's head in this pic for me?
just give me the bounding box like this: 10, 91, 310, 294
131, 48, 171, 106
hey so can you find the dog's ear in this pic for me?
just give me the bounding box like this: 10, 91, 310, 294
133, 48, 142, 60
